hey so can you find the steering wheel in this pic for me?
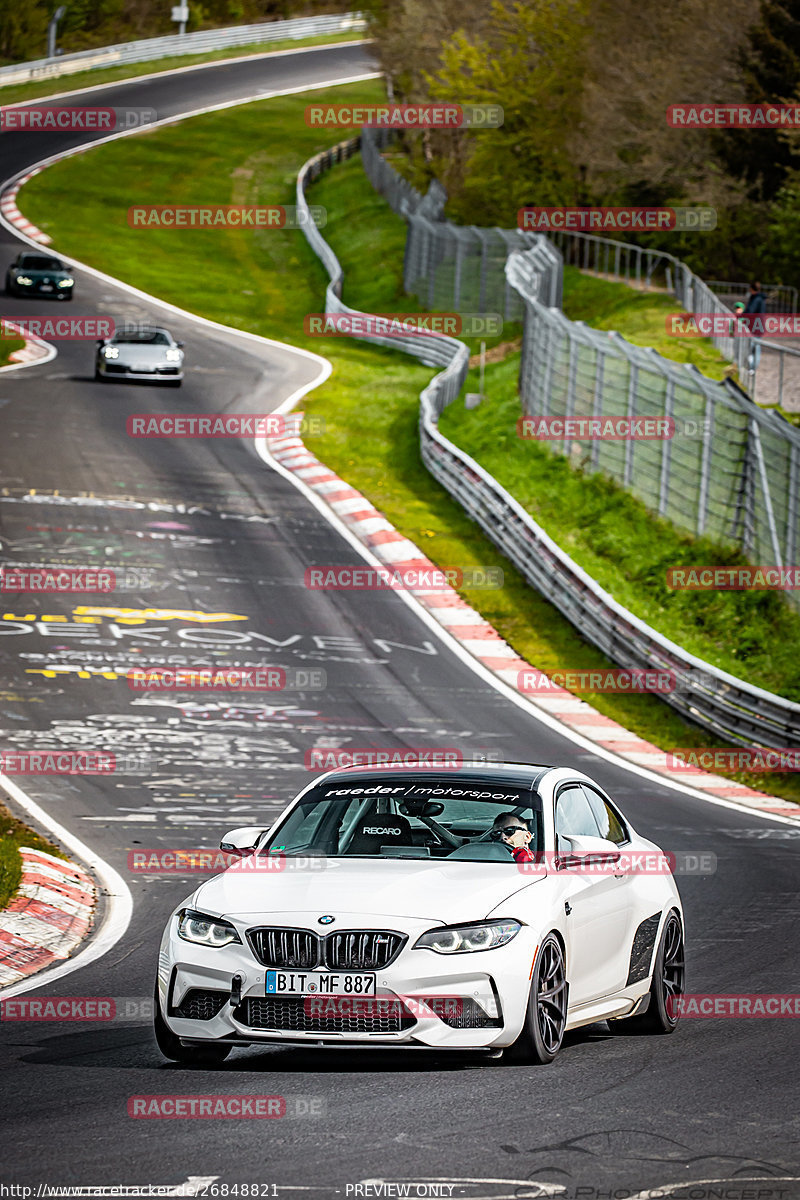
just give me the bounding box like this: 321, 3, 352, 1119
398, 802, 464, 849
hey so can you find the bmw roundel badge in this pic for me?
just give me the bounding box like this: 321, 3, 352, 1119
318, 915, 335, 925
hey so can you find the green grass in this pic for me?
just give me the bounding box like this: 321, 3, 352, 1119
0, 338, 27, 368
18, 86, 800, 806
561, 269, 736, 381
439, 387, 800, 696
0, 31, 369, 106
0, 800, 66, 911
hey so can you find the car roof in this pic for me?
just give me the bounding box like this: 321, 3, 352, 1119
314, 761, 555, 791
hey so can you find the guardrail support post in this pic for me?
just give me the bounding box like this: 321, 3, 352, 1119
659, 380, 674, 516
697, 395, 714, 535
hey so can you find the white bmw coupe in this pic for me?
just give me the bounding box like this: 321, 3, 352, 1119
154, 763, 685, 1065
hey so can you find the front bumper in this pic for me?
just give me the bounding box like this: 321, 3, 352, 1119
96, 359, 183, 381
158, 916, 540, 1051
13, 280, 72, 298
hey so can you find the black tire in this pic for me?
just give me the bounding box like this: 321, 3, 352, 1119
166, 379, 182, 388
507, 934, 568, 1064
5, 276, 14, 295
610, 910, 685, 1035
153, 980, 232, 1065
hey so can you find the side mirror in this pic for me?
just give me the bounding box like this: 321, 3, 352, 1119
556, 833, 620, 870
219, 827, 265, 858
176, 341, 185, 348
96, 339, 105, 345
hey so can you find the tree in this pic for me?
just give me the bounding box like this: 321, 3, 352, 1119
714, 0, 800, 202
386, 0, 592, 224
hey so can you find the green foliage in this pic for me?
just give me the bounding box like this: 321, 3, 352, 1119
423, 0, 591, 221
714, 0, 800, 203
0, 0, 352, 62
765, 171, 800, 282
365, 0, 800, 286
0, 801, 66, 912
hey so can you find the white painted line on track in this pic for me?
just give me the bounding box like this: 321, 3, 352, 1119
0, 774, 133, 998
2, 38, 373, 107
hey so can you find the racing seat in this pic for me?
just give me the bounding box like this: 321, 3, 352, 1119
345, 812, 414, 855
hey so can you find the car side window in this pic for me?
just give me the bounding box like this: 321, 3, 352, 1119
555, 785, 602, 842
580, 785, 629, 845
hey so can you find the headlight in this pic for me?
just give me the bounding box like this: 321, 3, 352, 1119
15, 276, 33, 286
102, 346, 120, 358
414, 920, 521, 954
57, 278, 74, 288
177, 909, 241, 948
164, 348, 182, 361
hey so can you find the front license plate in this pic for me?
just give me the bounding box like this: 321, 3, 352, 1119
265, 970, 376, 996
39, 285, 53, 292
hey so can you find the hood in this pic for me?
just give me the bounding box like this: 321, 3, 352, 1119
194, 857, 546, 926
21, 268, 67, 280
111, 344, 177, 365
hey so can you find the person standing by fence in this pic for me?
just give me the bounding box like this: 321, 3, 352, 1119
744, 281, 767, 371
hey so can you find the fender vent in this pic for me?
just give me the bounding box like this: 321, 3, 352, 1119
627, 912, 662, 985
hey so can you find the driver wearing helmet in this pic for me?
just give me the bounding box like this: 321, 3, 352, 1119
490, 812, 535, 864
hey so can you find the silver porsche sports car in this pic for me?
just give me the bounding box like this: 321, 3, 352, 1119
95, 326, 184, 385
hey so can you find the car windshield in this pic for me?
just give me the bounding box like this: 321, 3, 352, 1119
19, 256, 63, 270
260, 776, 544, 863
112, 331, 171, 345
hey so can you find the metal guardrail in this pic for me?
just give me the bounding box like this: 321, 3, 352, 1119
548, 229, 753, 379
360, 129, 563, 318
509, 251, 800, 577
360, 134, 800, 417
295, 135, 800, 749
549, 230, 800, 408
362, 133, 800, 577
0, 12, 367, 87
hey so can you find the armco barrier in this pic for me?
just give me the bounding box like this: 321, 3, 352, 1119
0, 12, 366, 88
360, 129, 563, 318
295, 133, 800, 750
361, 130, 800, 585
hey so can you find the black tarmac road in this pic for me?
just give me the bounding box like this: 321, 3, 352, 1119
0, 42, 798, 1200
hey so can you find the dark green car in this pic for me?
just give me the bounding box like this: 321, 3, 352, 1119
5, 251, 74, 300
